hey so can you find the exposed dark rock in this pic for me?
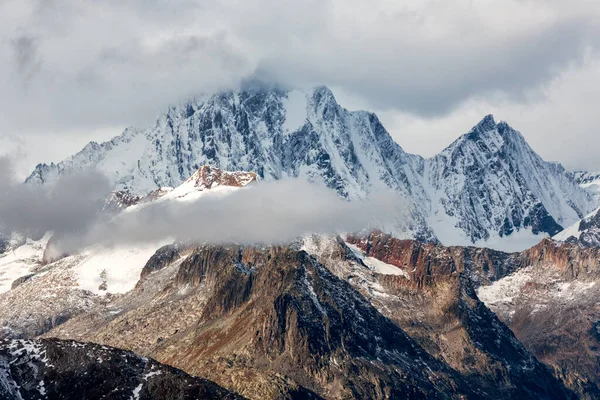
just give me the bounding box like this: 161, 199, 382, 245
46, 242, 573, 399
10, 274, 35, 290
318, 235, 572, 399
0, 338, 244, 400
139, 243, 184, 282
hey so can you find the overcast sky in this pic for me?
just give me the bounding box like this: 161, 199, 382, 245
1, 0, 599, 178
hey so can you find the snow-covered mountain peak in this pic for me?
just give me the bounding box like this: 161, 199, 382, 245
309, 85, 337, 111
427, 113, 594, 246
24, 85, 596, 250
470, 114, 496, 136
444, 114, 527, 156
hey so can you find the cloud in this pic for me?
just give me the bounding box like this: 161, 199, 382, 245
57, 180, 408, 254
0, 155, 408, 253
0, 157, 111, 239
1, 0, 598, 129
0, 0, 599, 171
11, 34, 41, 82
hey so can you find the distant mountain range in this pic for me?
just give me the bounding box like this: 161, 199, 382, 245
2, 164, 599, 398
25, 85, 597, 251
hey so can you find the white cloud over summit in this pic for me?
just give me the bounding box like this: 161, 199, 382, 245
0, 0, 599, 173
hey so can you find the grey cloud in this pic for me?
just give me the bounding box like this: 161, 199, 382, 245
56, 180, 408, 254
0, 158, 111, 239
0, 154, 408, 254
11, 34, 42, 82
258, 16, 598, 117
1, 0, 598, 131
0, 1, 599, 171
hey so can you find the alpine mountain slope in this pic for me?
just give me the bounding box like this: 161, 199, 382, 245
25, 84, 596, 251
0, 166, 257, 339
574, 171, 600, 203
554, 206, 600, 247
0, 170, 593, 399
43, 239, 571, 400
0, 338, 243, 400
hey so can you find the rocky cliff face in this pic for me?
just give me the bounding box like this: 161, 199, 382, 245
345, 230, 521, 287
554, 206, 600, 248
25, 85, 595, 250
339, 231, 600, 398
0, 338, 243, 400
42, 240, 572, 400
477, 239, 600, 397
43, 245, 461, 399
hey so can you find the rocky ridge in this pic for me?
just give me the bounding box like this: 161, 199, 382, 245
41, 237, 572, 399
317, 232, 600, 398
25, 85, 595, 250
0, 338, 243, 399
554, 206, 600, 248
0, 166, 256, 339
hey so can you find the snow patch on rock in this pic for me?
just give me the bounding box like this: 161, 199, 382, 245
0, 233, 52, 293
345, 242, 410, 278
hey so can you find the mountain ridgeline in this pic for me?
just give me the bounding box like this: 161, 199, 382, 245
26, 85, 595, 249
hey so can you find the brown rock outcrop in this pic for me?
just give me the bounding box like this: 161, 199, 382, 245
45, 241, 570, 400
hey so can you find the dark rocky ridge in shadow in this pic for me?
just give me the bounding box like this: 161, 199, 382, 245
0, 338, 244, 400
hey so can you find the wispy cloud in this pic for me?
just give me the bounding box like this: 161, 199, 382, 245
0, 157, 110, 240
0, 157, 408, 252
77, 179, 408, 250
0, 0, 599, 171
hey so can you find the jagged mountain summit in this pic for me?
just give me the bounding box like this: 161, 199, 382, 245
426, 114, 592, 247
25, 85, 595, 250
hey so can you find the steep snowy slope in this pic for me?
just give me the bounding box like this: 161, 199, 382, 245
0, 167, 256, 338
0, 234, 51, 293
574, 170, 600, 203
426, 115, 591, 246
26, 85, 595, 250
554, 206, 600, 247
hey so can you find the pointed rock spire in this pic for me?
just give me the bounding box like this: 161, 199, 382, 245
468, 114, 496, 137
